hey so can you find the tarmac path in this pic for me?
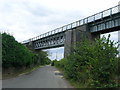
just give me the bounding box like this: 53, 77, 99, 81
2, 65, 72, 88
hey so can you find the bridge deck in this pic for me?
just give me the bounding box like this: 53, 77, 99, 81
22, 5, 120, 44
23, 5, 120, 50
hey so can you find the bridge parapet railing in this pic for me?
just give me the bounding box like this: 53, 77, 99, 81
22, 5, 120, 44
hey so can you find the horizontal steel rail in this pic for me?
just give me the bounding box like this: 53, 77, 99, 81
22, 5, 120, 44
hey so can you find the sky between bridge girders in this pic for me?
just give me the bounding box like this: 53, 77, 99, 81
0, 0, 119, 60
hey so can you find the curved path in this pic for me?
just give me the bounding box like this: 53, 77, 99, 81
2, 65, 72, 88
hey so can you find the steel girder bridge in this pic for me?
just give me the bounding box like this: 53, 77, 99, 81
23, 5, 120, 50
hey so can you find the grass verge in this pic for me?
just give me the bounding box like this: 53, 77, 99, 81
3, 65, 42, 80
54, 66, 90, 88
66, 79, 90, 88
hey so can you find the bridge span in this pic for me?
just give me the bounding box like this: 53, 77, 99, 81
23, 5, 120, 56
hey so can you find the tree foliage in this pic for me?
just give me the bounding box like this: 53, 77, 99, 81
37, 51, 51, 65
54, 35, 120, 88
2, 33, 51, 68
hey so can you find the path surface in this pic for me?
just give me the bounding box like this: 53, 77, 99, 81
2, 65, 72, 88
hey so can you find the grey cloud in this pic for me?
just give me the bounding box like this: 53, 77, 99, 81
45, 47, 64, 54
45, 47, 64, 60
19, 1, 55, 17
0, 0, 118, 43
28, 7, 54, 17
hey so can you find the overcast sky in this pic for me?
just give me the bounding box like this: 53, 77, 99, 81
0, 0, 119, 60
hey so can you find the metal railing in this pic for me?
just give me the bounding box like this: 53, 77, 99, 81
22, 4, 120, 44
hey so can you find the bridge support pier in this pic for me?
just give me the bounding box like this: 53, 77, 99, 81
26, 41, 34, 50
24, 41, 38, 53
64, 25, 100, 58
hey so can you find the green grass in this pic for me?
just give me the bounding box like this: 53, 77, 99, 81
18, 65, 42, 76
67, 79, 91, 88
55, 66, 91, 88
3, 65, 42, 79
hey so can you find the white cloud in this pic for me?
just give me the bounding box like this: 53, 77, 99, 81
0, 0, 119, 42
0, 0, 119, 59
44, 47, 64, 60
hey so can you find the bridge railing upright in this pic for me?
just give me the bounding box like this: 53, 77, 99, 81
22, 4, 120, 44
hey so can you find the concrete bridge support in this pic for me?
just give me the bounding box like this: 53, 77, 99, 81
25, 41, 34, 50
24, 41, 39, 54
64, 25, 100, 57
25, 41, 44, 55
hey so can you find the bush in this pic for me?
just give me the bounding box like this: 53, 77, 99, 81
2, 33, 50, 68
51, 60, 57, 66
55, 58, 67, 69
57, 35, 119, 88
37, 51, 51, 65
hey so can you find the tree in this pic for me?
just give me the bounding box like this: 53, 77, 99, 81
2, 33, 38, 68
56, 35, 119, 88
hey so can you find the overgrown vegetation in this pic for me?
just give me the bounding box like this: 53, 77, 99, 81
51, 59, 57, 66
54, 35, 120, 88
2, 33, 51, 69
37, 51, 51, 65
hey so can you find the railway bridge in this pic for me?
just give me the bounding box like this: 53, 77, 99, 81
22, 5, 120, 57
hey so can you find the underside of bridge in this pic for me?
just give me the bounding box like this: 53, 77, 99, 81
64, 25, 101, 57
23, 5, 120, 57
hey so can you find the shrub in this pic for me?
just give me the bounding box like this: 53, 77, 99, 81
55, 58, 67, 69
2, 33, 50, 68
59, 35, 119, 88
51, 60, 57, 66
37, 51, 51, 65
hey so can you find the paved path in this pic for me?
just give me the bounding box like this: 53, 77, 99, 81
3, 65, 72, 88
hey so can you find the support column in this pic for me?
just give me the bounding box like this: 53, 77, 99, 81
64, 25, 100, 58
25, 41, 43, 54
24, 41, 34, 51
28, 41, 34, 50
64, 30, 73, 57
